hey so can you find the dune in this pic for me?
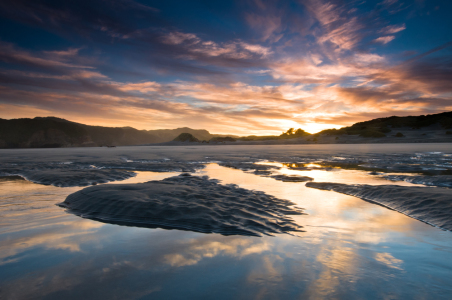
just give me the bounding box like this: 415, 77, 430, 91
306, 182, 452, 231
58, 174, 305, 236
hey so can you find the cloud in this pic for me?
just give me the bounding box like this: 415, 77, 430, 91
0, 0, 160, 39
42, 48, 82, 57
161, 32, 199, 45
318, 17, 363, 50
3, 35, 450, 135
0, 1, 450, 135
161, 31, 272, 60
269, 55, 384, 84
374, 36, 396, 44
381, 24, 406, 34
379, 0, 398, 6
0, 43, 92, 70
305, 0, 364, 51
117, 81, 161, 93
246, 13, 282, 42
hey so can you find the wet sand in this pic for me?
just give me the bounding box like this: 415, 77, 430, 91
1, 162, 451, 299
59, 174, 304, 236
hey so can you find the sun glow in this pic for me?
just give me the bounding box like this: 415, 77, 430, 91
301, 123, 343, 134
272, 119, 343, 135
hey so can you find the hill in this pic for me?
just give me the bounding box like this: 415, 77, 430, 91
317, 111, 452, 138
0, 117, 212, 148
238, 128, 310, 141
236, 112, 452, 144
172, 133, 200, 143
149, 127, 212, 142
1, 112, 451, 148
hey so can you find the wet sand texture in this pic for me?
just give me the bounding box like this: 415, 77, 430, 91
382, 175, 452, 188
0, 161, 204, 187
219, 162, 313, 182
15, 169, 136, 187
306, 182, 452, 231
59, 174, 305, 236
218, 162, 279, 172
269, 174, 313, 182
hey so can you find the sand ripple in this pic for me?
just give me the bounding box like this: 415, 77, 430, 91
58, 174, 305, 236
382, 175, 452, 188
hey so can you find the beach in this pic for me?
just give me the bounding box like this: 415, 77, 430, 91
0, 144, 451, 299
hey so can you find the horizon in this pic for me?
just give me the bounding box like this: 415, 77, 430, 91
3, 109, 452, 136
0, 1, 451, 135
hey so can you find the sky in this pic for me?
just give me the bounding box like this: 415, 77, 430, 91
0, 0, 451, 135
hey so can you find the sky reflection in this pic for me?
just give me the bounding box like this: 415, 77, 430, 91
0, 164, 451, 299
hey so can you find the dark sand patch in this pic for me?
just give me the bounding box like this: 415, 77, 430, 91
59, 174, 305, 236
219, 162, 313, 182
270, 175, 313, 182
382, 175, 452, 188
21, 169, 136, 187
0, 161, 204, 187
218, 162, 279, 172
96, 161, 204, 173
1, 145, 451, 188
306, 182, 452, 231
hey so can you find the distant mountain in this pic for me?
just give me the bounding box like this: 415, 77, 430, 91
0, 117, 213, 148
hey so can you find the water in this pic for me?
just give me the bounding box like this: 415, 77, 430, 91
0, 145, 451, 299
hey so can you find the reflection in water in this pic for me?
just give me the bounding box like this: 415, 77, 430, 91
0, 166, 452, 299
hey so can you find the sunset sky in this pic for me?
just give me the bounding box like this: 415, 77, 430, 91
0, 0, 451, 135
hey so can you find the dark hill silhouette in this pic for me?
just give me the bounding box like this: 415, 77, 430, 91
209, 136, 236, 143
150, 127, 212, 141
172, 133, 199, 142
0, 117, 211, 148
317, 111, 452, 137
1, 111, 451, 148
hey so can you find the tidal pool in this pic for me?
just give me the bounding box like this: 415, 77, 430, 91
0, 145, 451, 299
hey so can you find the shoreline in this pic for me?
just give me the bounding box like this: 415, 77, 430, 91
144, 137, 452, 146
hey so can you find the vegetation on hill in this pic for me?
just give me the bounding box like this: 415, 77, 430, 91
317, 112, 452, 138
0, 117, 208, 148
172, 133, 199, 142
279, 128, 310, 139
209, 136, 236, 143
149, 127, 213, 142
238, 128, 310, 141
0, 117, 92, 148
0, 117, 89, 148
